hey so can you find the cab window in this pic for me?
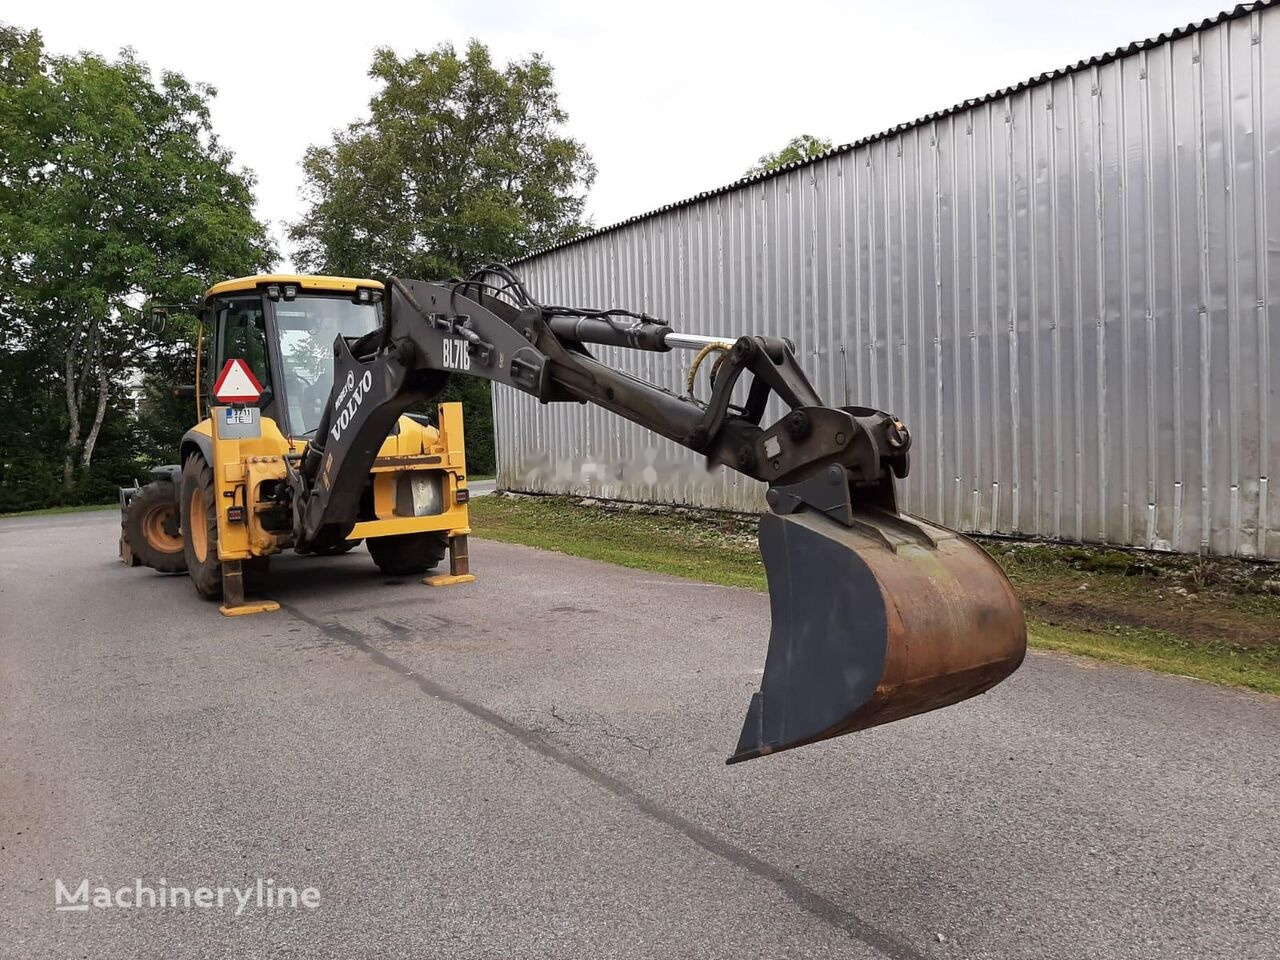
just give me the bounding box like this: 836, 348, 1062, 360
275, 296, 380, 437
215, 297, 272, 392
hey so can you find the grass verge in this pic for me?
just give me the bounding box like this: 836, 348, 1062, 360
1026, 622, 1280, 694
0, 502, 116, 519
470, 493, 1280, 696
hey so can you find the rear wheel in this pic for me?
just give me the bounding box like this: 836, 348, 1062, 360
180, 454, 222, 600
180, 455, 273, 600
124, 482, 186, 573
367, 532, 447, 576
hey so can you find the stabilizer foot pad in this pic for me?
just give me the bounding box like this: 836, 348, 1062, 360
219, 600, 281, 617
423, 573, 476, 587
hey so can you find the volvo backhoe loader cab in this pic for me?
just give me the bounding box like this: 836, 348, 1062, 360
121, 275, 475, 615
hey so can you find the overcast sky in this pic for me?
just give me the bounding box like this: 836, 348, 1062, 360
18, 0, 1222, 269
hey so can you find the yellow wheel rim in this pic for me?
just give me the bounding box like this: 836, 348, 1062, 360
142, 503, 182, 553
189, 487, 208, 563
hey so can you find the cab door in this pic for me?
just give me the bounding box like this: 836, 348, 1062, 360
209, 294, 284, 428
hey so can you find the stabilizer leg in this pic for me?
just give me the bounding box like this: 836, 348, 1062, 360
424, 534, 476, 587
218, 558, 280, 617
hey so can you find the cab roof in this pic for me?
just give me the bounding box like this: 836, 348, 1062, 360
204, 274, 384, 299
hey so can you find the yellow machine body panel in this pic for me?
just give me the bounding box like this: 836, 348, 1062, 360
201, 403, 471, 563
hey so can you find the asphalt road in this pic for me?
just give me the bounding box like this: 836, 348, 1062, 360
1, 509, 1277, 959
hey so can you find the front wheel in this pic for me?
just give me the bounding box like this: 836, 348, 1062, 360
367, 532, 447, 576
125, 481, 187, 573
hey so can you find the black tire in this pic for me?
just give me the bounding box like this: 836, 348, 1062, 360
312, 539, 362, 556
180, 454, 222, 600
367, 532, 447, 576
299, 529, 363, 556
124, 482, 187, 573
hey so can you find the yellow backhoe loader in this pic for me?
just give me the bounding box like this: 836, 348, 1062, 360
119, 274, 474, 616
121, 264, 1026, 763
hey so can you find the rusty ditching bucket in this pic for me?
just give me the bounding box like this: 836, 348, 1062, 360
729, 506, 1027, 763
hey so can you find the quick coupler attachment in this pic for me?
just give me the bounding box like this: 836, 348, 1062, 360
729, 503, 1026, 763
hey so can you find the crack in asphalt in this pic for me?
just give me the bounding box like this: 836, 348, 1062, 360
550, 705, 663, 755
283, 603, 926, 960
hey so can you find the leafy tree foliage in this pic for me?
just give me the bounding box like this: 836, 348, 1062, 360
290, 41, 595, 474
0, 24, 274, 510
746, 134, 835, 176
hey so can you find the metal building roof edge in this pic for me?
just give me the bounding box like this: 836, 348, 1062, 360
515, 0, 1275, 265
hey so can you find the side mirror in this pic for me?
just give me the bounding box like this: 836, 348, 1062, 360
173, 384, 197, 400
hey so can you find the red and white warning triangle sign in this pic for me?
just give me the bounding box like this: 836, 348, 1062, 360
213, 358, 264, 403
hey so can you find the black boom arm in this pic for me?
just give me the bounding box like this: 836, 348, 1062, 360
288, 265, 1030, 769
295, 265, 912, 545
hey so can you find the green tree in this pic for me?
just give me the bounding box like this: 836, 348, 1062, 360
289, 40, 595, 474
746, 134, 835, 176
0, 24, 274, 506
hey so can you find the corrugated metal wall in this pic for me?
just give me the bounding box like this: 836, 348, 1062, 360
495, 3, 1280, 558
